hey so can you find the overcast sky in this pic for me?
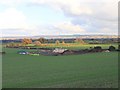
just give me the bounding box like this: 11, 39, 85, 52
0, 0, 119, 37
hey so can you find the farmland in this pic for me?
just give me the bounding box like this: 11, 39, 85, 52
2, 44, 118, 88
29, 43, 118, 50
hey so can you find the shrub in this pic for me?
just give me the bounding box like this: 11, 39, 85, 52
94, 46, 102, 50
90, 47, 93, 49
109, 46, 116, 51
118, 45, 120, 50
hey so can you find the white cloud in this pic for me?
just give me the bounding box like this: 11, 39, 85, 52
99, 28, 118, 35
0, 8, 28, 29
0, 0, 119, 36
53, 21, 85, 34
31, 0, 118, 17
0, 0, 119, 19
30, 0, 118, 35
31, 0, 93, 16
0, 0, 29, 6
0, 8, 37, 37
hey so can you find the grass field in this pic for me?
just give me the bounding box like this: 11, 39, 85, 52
2, 45, 118, 88
25, 43, 118, 50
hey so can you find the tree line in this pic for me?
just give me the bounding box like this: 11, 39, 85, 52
5, 38, 86, 47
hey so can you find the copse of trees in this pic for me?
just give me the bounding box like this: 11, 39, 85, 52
109, 46, 116, 51
6, 42, 22, 47
34, 41, 41, 46
94, 46, 102, 50
74, 38, 85, 44
6, 42, 14, 47
22, 38, 32, 45
37, 38, 48, 43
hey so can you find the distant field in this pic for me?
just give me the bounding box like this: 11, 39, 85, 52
2, 47, 118, 88
25, 43, 118, 50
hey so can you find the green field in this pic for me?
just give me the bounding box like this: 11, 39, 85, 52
25, 43, 118, 50
2, 45, 118, 88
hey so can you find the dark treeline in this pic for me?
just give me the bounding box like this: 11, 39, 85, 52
1, 39, 22, 44
1, 38, 119, 44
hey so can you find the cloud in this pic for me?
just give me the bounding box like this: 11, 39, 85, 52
23, 21, 86, 36
53, 21, 85, 34
71, 15, 117, 33
0, 0, 29, 6
99, 28, 118, 35
30, 0, 93, 15
30, 0, 118, 18
1, 0, 118, 20
0, 8, 28, 29
0, 0, 119, 36
1, 29, 29, 37
0, 8, 36, 36
30, 0, 118, 35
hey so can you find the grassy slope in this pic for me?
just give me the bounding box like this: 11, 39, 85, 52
2, 47, 118, 88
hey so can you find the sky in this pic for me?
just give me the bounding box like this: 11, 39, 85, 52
0, 0, 119, 37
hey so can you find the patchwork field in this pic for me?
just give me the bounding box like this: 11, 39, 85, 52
2, 46, 118, 88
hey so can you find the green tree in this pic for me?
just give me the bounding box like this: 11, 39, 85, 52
109, 46, 116, 51
118, 45, 120, 50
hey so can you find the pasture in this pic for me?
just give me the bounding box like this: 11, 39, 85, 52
2, 44, 118, 88
26, 43, 118, 49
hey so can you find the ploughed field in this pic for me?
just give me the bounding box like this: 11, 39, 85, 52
2, 46, 118, 88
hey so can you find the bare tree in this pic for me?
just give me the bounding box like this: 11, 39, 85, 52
34, 41, 41, 46
37, 38, 47, 43
62, 41, 65, 44
55, 40, 60, 45
74, 38, 85, 44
